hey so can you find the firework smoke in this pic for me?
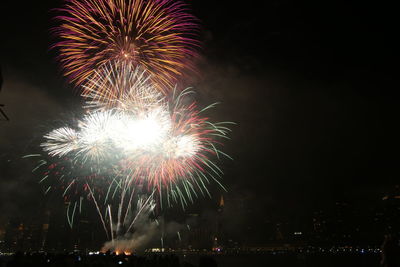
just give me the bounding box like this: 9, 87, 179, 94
102, 199, 158, 253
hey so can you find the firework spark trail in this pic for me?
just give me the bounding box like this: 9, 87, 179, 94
101, 178, 156, 240
87, 182, 110, 239
125, 190, 155, 233
53, 0, 200, 94
82, 62, 164, 111
24, 153, 116, 230
41, 127, 79, 157
40, 104, 231, 206
26, 153, 156, 239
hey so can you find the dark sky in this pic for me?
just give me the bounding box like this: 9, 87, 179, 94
0, 0, 398, 242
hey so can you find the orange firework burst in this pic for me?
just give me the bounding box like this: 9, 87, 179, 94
53, 0, 200, 94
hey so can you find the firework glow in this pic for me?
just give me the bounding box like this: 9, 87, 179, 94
53, 0, 200, 94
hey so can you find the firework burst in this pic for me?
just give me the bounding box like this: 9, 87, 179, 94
121, 90, 232, 207
40, 63, 231, 207
53, 0, 200, 94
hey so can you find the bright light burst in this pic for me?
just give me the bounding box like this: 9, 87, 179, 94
111, 108, 171, 153
41, 108, 172, 161
40, 64, 231, 206
53, 0, 200, 94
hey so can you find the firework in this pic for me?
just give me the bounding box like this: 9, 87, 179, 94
41, 63, 231, 206
53, 0, 200, 94
40, 108, 171, 162
121, 89, 232, 207
41, 127, 80, 157
28, 0, 232, 249
40, 97, 230, 206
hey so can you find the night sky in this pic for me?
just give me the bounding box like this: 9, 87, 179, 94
0, 0, 398, 244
